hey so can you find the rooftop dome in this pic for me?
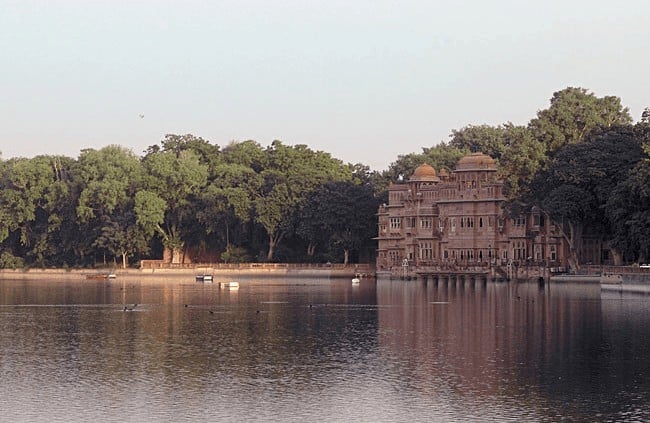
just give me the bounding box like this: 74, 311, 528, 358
455, 152, 497, 171
409, 163, 439, 181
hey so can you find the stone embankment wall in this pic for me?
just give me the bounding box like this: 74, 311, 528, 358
0, 264, 375, 281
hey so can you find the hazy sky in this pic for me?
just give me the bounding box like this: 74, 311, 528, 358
2, 0, 648, 170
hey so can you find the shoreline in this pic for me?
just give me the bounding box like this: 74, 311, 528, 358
0, 266, 372, 281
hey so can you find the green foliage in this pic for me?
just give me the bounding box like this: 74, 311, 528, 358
499, 125, 546, 198
221, 140, 268, 172
134, 190, 167, 239
0, 88, 646, 267
140, 146, 209, 250
527, 124, 645, 265
72, 146, 149, 265
220, 245, 250, 263
384, 143, 466, 183
448, 124, 508, 159
604, 124, 650, 262
530, 87, 632, 153
253, 141, 352, 261
0, 155, 72, 267
0, 251, 25, 269
75, 146, 143, 222
297, 181, 379, 263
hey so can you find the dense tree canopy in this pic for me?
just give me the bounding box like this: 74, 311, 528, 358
525, 125, 646, 267
530, 87, 632, 152
297, 181, 379, 263
0, 87, 648, 268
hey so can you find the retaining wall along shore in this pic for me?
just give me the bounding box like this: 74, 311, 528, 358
0, 264, 374, 281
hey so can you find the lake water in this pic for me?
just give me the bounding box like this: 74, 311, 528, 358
0, 277, 648, 422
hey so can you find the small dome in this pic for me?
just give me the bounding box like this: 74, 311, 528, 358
410, 163, 439, 181
439, 168, 449, 178
456, 152, 497, 171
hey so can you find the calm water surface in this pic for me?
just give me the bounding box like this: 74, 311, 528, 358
0, 277, 648, 422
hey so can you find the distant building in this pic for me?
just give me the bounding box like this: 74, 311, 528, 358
375, 153, 570, 279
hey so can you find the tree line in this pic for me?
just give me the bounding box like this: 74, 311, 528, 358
1, 87, 649, 269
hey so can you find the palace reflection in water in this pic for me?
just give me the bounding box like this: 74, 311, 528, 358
0, 277, 648, 422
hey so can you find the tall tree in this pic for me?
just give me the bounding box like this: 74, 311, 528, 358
529, 87, 632, 153
197, 141, 267, 257
0, 155, 73, 266
74, 145, 147, 267
499, 124, 546, 198
604, 123, 650, 263
297, 181, 379, 263
255, 141, 351, 261
526, 125, 644, 268
448, 124, 508, 159
384, 143, 465, 184
138, 148, 209, 262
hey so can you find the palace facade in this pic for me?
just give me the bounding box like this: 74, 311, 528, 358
376, 153, 570, 279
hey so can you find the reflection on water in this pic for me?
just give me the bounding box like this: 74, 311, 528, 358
0, 277, 648, 422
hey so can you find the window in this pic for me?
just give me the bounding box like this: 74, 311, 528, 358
406, 217, 416, 228
419, 242, 433, 260
479, 217, 483, 228
550, 245, 557, 261
420, 218, 432, 229
514, 216, 526, 227
390, 218, 401, 230
513, 241, 527, 260
450, 218, 456, 232
462, 217, 474, 229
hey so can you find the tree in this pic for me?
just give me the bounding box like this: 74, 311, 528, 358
254, 141, 351, 261
641, 107, 650, 124
197, 141, 267, 259
421, 143, 468, 171
604, 123, 650, 263
297, 181, 379, 263
527, 125, 644, 268
384, 143, 465, 184
499, 124, 546, 198
0, 155, 73, 266
74, 146, 147, 267
138, 148, 209, 262
448, 124, 508, 159
93, 211, 150, 269
530, 87, 632, 154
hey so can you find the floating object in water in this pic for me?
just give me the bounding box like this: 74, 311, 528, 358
195, 274, 213, 283
123, 304, 138, 312
219, 281, 239, 289
86, 271, 116, 280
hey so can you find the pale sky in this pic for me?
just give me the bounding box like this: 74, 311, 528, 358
1, 0, 648, 170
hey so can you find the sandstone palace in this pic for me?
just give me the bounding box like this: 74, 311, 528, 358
376, 153, 577, 281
